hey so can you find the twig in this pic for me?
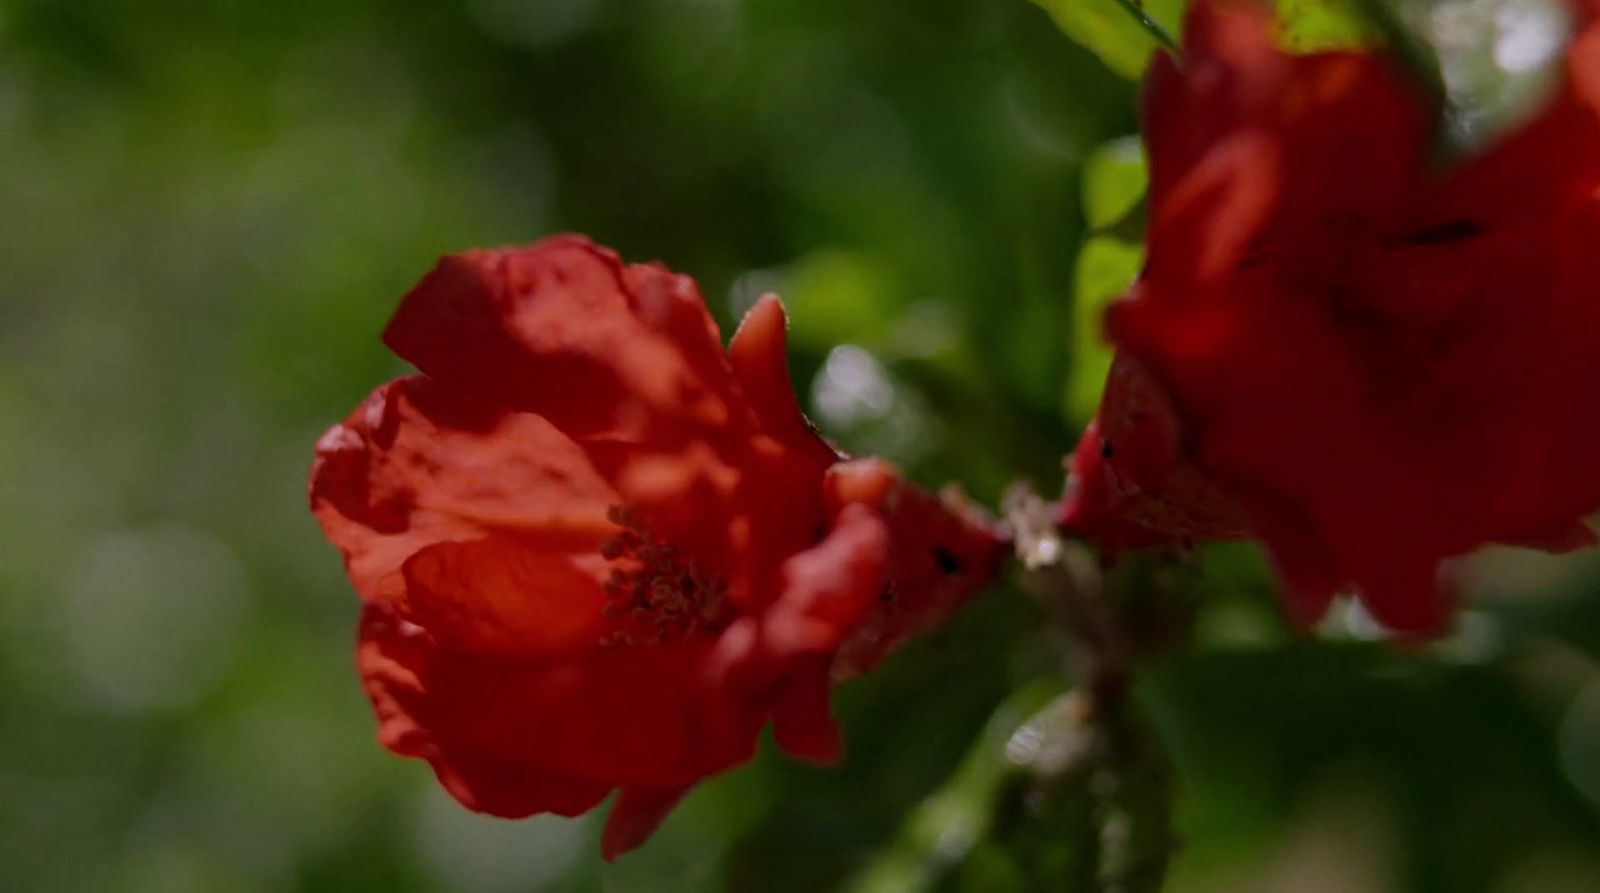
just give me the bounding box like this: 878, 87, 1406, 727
1111, 0, 1182, 58
1002, 483, 1173, 893
1003, 484, 1129, 712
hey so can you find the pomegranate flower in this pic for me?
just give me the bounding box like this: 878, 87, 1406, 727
1066, 0, 1600, 634
310, 236, 1003, 858
1061, 353, 1249, 557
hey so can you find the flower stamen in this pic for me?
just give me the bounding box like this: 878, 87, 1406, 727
598, 505, 729, 646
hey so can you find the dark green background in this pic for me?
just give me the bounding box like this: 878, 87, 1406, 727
3, 0, 1598, 890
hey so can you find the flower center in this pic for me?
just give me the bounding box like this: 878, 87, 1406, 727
598, 506, 729, 646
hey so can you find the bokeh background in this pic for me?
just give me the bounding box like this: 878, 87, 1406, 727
4, 0, 1600, 890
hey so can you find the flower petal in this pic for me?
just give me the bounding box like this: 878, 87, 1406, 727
399, 534, 612, 657
310, 376, 616, 603
358, 605, 612, 818
823, 459, 1007, 676
755, 503, 889, 660
382, 235, 741, 441
702, 504, 887, 749
727, 294, 839, 468
357, 601, 754, 795
770, 662, 842, 765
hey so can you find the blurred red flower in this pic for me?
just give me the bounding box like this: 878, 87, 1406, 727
1066, 0, 1600, 634
310, 236, 1002, 858
1061, 354, 1249, 556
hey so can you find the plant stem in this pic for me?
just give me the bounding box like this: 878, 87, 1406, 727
1111, 0, 1183, 57
1002, 484, 1175, 893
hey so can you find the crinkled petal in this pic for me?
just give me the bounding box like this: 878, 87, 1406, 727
357, 601, 755, 798
358, 605, 612, 818
822, 459, 1008, 676
383, 235, 742, 442
310, 376, 616, 603
697, 504, 887, 763
740, 503, 888, 666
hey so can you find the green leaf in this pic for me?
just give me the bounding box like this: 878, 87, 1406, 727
1032, 0, 1186, 80
1081, 135, 1148, 232
1275, 0, 1380, 51
779, 249, 900, 351
842, 680, 1063, 893
1065, 236, 1142, 423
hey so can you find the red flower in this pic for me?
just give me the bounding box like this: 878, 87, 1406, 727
1068, 0, 1600, 634
1061, 354, 1249, 555
310, 235, 1003, 857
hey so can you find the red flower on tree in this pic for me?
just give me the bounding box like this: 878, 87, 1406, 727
1067, 0, 1600, 634
1061, 353, 1249, 556
310, 235, 1003, 858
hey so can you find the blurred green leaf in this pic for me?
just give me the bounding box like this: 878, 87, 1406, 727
847, 679, 1179, 893
781, 249, 900, 351
1276, 0, 1381, 50
844, 680, 1062, 893
946, 691, 1176, 893
1081, 135, 1147, 233
1031, 0, 1186, 80
1066, 236, 1142, 422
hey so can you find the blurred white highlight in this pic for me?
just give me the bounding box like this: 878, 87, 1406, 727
814, 345, 896, 428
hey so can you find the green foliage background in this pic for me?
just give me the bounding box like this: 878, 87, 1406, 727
2, 0, 1600, 890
